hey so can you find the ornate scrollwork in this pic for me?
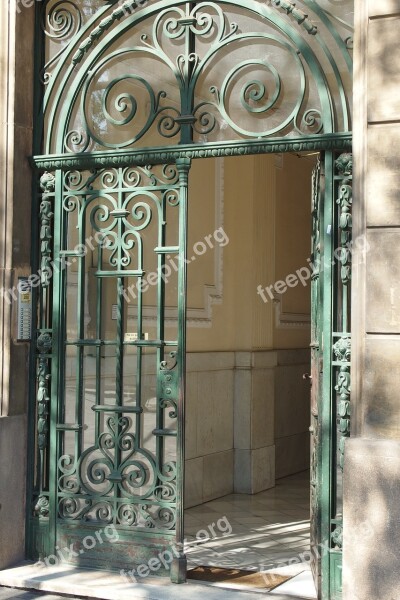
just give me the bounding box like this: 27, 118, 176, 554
56, 411, 177, 529
335, 365, 351, 470
34, 495, 50, 518
54, 0, 355, 151
333, 336, 351, 363
335, 152, 352, 176
337, 180, 352, 284
39, 173, 55, 288
37, 333, 52, 451
271, 0, 318, 35
331, 523, 343, 549
159, 353, 179, 419
334, 154, 353, 473
41, 1, 83, 83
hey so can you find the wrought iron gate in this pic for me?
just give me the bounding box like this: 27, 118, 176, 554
29, 160, 190, 581
28, 0, 353, 593
309, 152, 352, 600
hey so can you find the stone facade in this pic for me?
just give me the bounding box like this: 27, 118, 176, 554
0, 0, 34, 569
343, 1, 400, 598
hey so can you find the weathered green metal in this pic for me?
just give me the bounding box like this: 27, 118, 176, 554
310, 155, 322, 596
310, 151, 352, 600
29, 163, 191, 573
329, 152, 352, 600
28, 0, 353, 592
36, 0, 352, 155
31, 133, 352, 171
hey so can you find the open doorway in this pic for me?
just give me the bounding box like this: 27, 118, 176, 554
183, 152, 318, 595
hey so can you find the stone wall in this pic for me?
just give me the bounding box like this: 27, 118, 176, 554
0, 1, 34, 569
344, 1, 400, 597
184, 349, 310, 508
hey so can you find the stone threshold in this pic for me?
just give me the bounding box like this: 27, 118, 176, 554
0, 562, 314, 600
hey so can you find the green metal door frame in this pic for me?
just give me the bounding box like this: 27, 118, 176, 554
27, 0, 353, 595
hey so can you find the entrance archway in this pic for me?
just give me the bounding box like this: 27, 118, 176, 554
28, 2, 353, 598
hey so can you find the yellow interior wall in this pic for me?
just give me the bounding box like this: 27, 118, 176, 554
187, 153, 314, 352
66, 153, 314, 352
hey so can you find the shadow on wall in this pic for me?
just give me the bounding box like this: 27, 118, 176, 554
344, 440, 400, 599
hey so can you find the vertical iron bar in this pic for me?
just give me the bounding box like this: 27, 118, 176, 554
156, 183, 166, 485
170, 158, 191, 584
180, 2, 196, 145
95, 243, 103, 441
320, 151, 334, 600
136, 242, 143, 446
75, 198, 86, 460
48, 169, 65, 557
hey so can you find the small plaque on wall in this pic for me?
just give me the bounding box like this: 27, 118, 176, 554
112, 304, 118, 320
17, 277, 32, 341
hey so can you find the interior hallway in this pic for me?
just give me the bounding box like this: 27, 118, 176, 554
185, 470, 316, 598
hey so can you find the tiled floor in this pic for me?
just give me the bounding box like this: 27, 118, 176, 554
0, 472, 315, 600
185, 471, 315, 596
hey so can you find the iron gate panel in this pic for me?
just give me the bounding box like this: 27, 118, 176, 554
309, 151, 352, 600
30, 160, 190, 578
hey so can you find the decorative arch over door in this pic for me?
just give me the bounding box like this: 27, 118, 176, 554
35, 0, 353, 164
28, 0, 353, 596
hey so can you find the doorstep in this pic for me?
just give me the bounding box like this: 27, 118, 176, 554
0, 562, 315, 600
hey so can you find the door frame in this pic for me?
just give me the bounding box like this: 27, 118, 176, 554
28, 142, 351, 597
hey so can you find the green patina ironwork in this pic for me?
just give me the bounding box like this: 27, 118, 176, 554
36, 0, 352, 155
28, 0, 353, 594
309, 151, 352, 600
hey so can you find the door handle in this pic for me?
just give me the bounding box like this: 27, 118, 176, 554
303, 373, 312, 380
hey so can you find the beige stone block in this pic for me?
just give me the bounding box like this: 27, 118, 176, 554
367, 126, 400, 226
368, 0, 400, 16
251, 351, 277, 369
277, 348, 310, 366
365, 230, 400, 332
343, 439, 400, 600
235, 352, 253, 369
186, 352, 235, 373
14, 5, 34, 129
203, 451, 233, 502
275, 364, 310, 439
11, 126, 33, 265
275, 433, 310, 479
252, 445, 275, 493
234, 446, 275, 494
196, 370, 234, 455
9, 343, 30, 416
233, 367, 251, 449
0, 415, 27, 568
362, 338, 400, 438
251, 368, 275, 448
234, 449, 252, 493
185, 372, 198, 460
368, 18, 400, 122
184, 457, 203, 509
